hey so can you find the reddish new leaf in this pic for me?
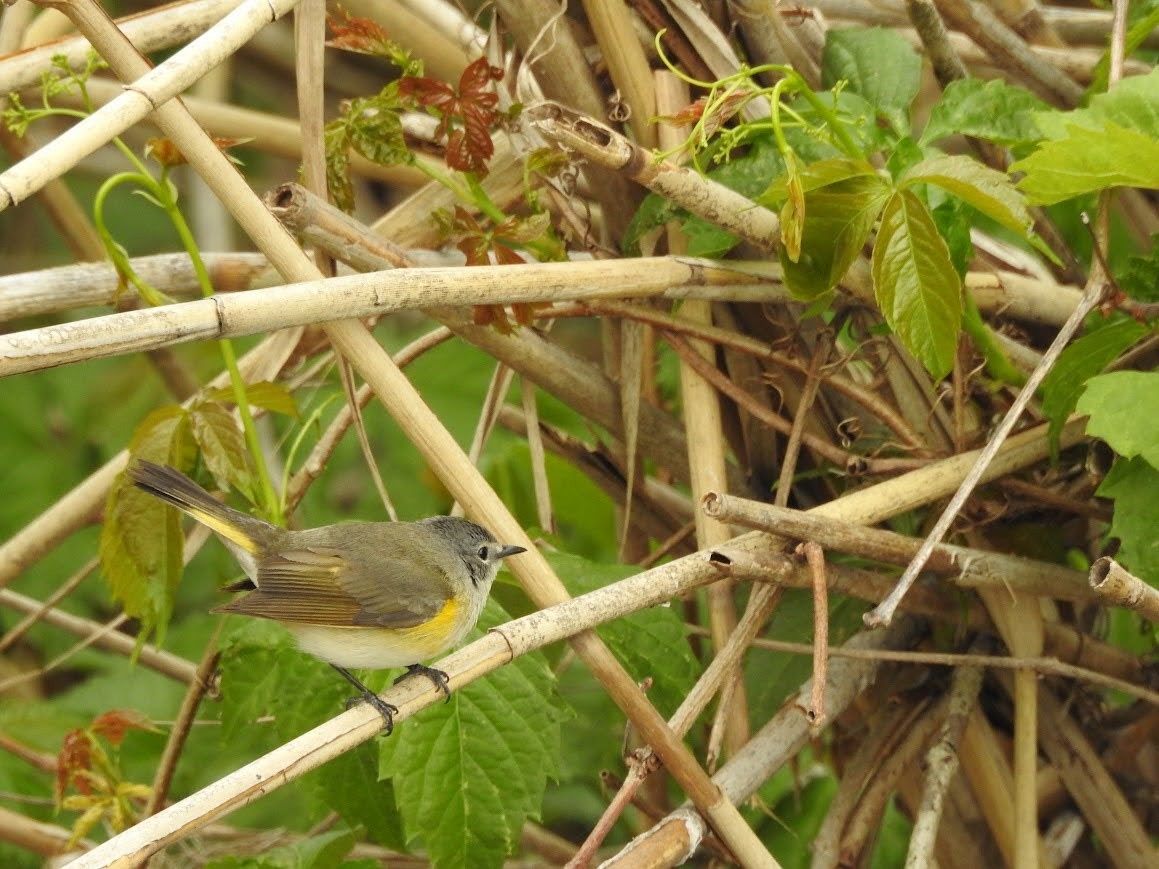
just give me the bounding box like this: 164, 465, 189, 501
91, 709, 156, 746
325, 10, 393, 57
56, 731, 94, 804
400, 57, 504, 173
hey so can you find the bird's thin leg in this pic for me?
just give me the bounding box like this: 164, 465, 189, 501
332, 665, 398, 734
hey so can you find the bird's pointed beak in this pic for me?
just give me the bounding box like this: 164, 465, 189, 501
496, 544, 527, 559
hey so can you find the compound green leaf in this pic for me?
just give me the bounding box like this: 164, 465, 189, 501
1035, 67, 1159, 141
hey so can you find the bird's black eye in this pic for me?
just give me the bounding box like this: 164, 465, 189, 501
477, 545, 489, 560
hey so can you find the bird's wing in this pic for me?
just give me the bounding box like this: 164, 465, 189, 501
213, 546, 450, 628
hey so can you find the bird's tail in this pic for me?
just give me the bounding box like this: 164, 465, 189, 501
127, 460, 270, 556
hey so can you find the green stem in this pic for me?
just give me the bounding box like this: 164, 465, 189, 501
962, 292, 1026, 386
158, 169, 284, 525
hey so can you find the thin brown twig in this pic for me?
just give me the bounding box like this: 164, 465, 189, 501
798, 541, 829, 726
145, 629, 223, 817
775, 332, 832, 505
730, 636, 1159, 706
665, 330, 927, 474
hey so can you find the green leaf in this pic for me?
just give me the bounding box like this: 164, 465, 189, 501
929, 194, 974, 278
324, 120, 355, 213
1121, 234, 1159, 302
204, 828, 357, 869
761, 157, 882, 202
1076, 371, 1159, 468
901, 154, 1033, 238
190, 401, 254, 500
1036, 67, 1159, 141
1096, 457, 1159, 583
218, 620, 348, 744
378, 601, 561, 869
346, 84, 410, 168
1011, 122, 1159, 204
920, 79, 1048, 147
821, 28, 921, 135
316, 744, 406, 851
760, 159, 890, 299
99, 406, 196, 646
549, 551, 699, 717
206, 381, 299, 418
1042, 320, 1150, 457
872, 190, 962, 379
780, 175, 892, 300
622, 192, 678, 256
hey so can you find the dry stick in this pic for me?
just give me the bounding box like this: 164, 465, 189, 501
0, 805, 94, 859
144, 636, 222, 817
733, 0, 823, 88
0, 557, 98, 653
840, 702, 944, 863
570, 579, 786, 868
1089, 557, 1159, 622
285, 328, 454, 510
0, 614, 140, 694
812, 699, 927, 868
0, 252, 272, 322
795, 0, 1151, 49
0, 0, 243, 95
579, 0, 657, 147
656, 70, 749, 763
265, 184, 745, 492
932, 0, 1084, 106
521, 379, 555, 533
601, 617, 925, 867
0, 257, 790, 374
748, 635, 1159, 705
0, 125, 106, 262
62, 7, 772, 865
701, 496, 1093, 602
904, 643, 986, 868
0, 587, 197, 684
798, 541, 829, 726
0, 0, 296, 210
865, 277, 1109, 628
1035, 686, 1157, 867
527, 102, 782, 256
64, 549, 731, 868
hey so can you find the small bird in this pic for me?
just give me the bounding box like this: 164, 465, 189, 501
127, 460, 525, 732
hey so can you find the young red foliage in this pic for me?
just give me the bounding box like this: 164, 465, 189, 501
400, 57, 505, 173
325, 9, 395, 57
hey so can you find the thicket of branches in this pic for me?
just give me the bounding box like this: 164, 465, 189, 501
1, 0, 1157, 866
